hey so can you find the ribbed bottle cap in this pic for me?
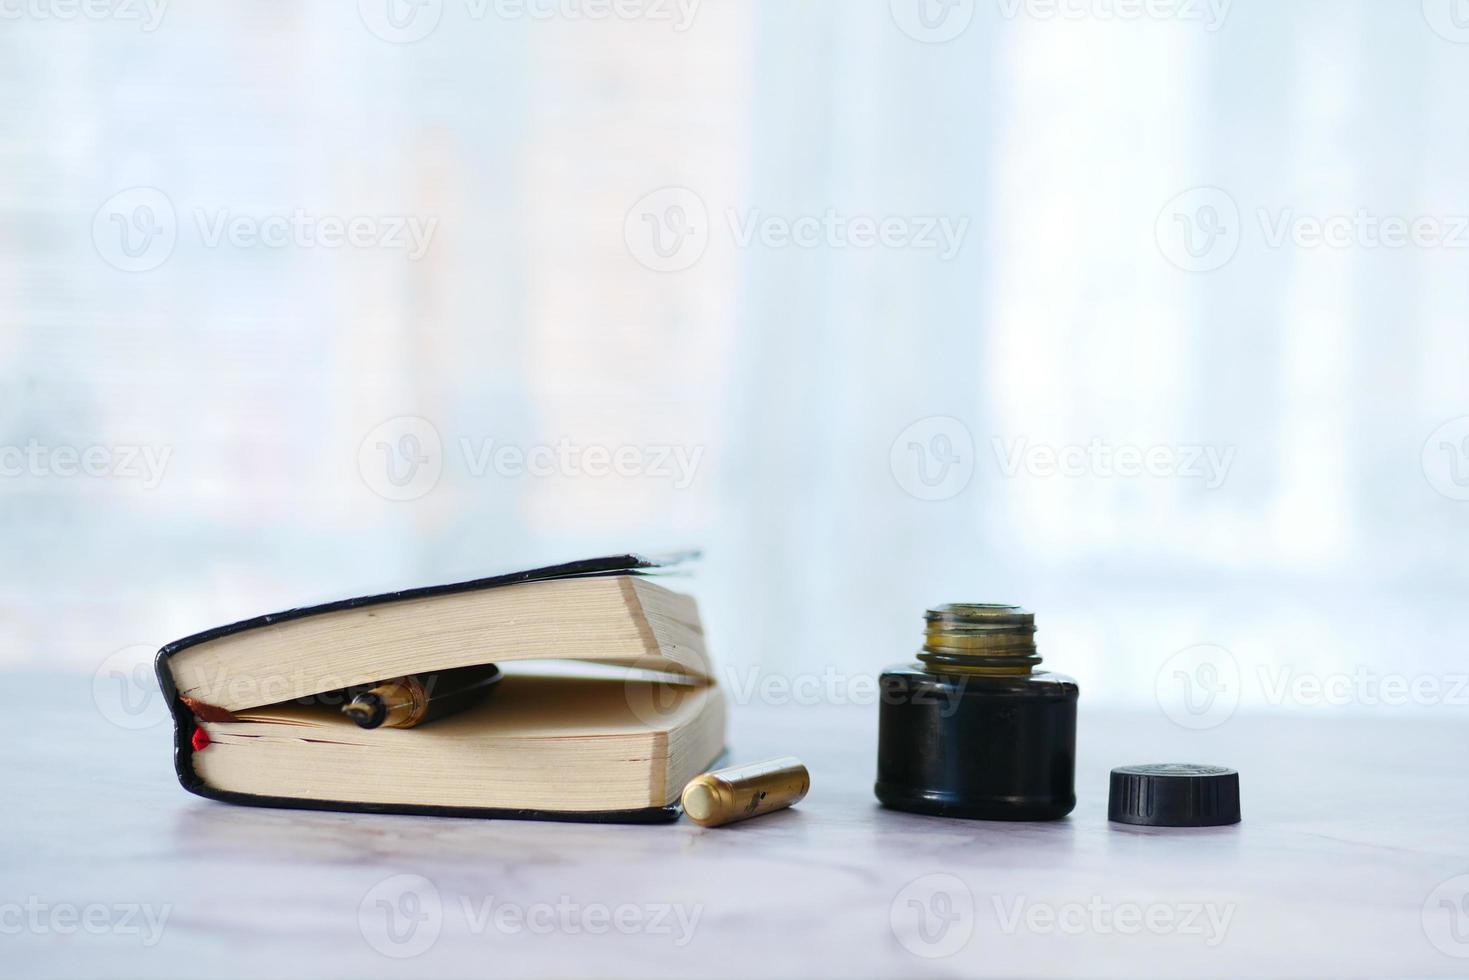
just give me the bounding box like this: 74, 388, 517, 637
1108, 764, 1241, 827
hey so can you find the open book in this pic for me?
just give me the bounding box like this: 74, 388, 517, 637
155, 554, 725, 822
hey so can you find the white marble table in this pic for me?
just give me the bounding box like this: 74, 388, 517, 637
7, 670, 1469, 978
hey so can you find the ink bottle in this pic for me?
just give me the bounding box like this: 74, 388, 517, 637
876, 604, 1078, 821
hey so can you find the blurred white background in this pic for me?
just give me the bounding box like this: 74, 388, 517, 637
4, 0, 1468, 720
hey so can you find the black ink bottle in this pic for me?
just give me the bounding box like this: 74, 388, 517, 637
876, 604, 1078, 821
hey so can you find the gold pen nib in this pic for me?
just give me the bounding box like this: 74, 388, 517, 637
342, 694, 386, 729
338, 667, 501, 731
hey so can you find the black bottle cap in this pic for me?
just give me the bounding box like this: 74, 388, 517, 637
1108, 764, 1241, 827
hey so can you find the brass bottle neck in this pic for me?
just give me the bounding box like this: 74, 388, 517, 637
919, 604, 1040, 675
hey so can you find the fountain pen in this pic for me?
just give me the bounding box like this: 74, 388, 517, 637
341, 663, 502, 730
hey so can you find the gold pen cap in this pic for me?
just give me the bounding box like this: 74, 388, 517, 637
681, 757, 810, 828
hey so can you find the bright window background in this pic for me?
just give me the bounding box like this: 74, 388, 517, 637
4, 0, 1467, 716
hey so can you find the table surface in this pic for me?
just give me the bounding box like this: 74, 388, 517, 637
8, 670, 1469, 979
